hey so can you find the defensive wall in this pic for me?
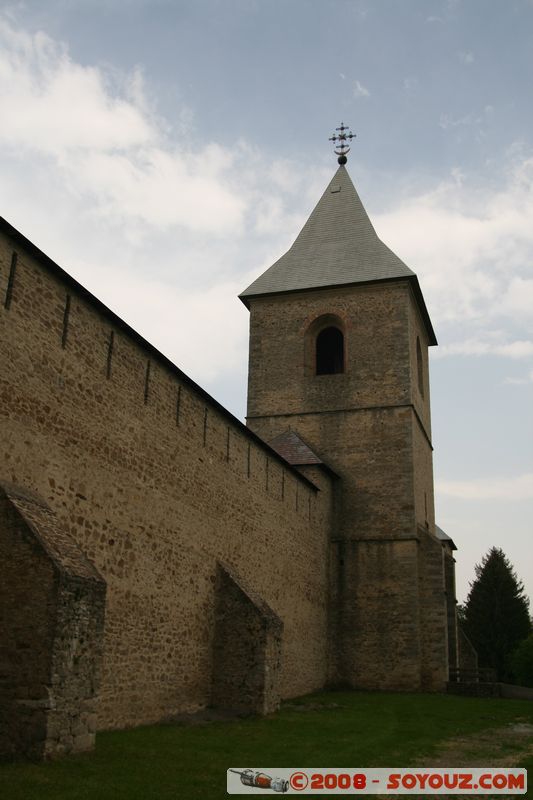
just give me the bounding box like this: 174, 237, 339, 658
0, 219, 334, 759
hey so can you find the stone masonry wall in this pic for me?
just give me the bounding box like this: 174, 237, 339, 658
212, 562, 283, 715
407, 289, 436, 536
407, 285, 432, 441
330, 538, 423, 689
0, 489, 55, 760
0, 226, 334, 735
247, 283, 412, 422
0, 483, 105, 760
444, 549, 459, 672
246, 283, 448, 690
417, 529, 449, 690
247, 285, 419, 543
411, 419, 436, 537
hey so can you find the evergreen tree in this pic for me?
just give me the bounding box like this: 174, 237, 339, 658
511, 635, 533, 687
456, 603, 466, 625
463, 547, 531, 681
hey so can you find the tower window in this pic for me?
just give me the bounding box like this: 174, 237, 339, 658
316, 326, 344, 375
416, 336, 424, 397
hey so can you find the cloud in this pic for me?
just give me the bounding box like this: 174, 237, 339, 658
437, 473, 533, 500
353, 80, 370, 98
450, 166, 465, 186
72, 145, 246, 234
459, 51, 475, 65
436, 337, 533, 360
438, 104, 493, 132
0, 14, 319, 392
374, 156, 533, 328
0, 21, 154, 154
500, 277, 533, 318
374, 156, 533, 385
439, 111, 480, 129
0, 17, 245, 235
83, 261, 250, 383
1, 14, 532, 398
504, 369, 533, 385
403, 77, 418, 91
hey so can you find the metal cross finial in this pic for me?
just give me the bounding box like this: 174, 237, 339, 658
329, 122, 356, 164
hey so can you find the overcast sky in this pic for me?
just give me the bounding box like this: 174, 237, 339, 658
0, 0, 531, 605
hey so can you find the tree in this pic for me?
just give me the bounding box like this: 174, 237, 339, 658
511, 635, 533, 688
463, 547, 531, 681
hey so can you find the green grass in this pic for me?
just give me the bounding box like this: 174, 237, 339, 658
0, 691, 532, 799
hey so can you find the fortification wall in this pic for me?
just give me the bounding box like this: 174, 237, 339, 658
0, 225, 333, 732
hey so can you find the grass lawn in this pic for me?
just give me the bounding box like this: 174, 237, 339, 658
0, 691, 532, 799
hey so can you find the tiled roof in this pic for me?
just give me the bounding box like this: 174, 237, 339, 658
240, 164, 437, 345
269, 430, 324, 466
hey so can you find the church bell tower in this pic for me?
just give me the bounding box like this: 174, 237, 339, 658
239, 126, 449, 691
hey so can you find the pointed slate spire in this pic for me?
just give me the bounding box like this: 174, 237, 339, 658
240, 164, 436, 345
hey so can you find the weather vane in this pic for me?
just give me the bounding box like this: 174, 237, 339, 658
329, 122, 355, 164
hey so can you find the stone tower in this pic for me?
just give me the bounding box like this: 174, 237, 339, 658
240, 163, 449, 691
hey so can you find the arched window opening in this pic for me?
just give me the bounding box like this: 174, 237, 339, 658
416, 337, 424, 397
316, 326, 344, 375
